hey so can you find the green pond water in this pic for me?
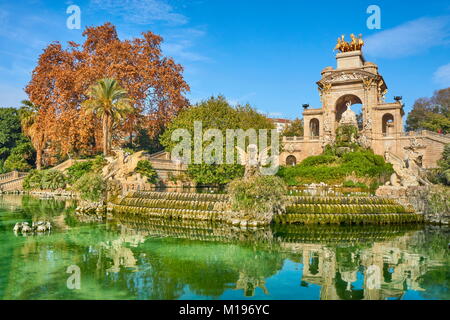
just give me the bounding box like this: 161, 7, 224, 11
0, 195, 449, 300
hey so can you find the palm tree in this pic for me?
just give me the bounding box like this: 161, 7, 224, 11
82, 78, 133, 156
19, 100, 45, 170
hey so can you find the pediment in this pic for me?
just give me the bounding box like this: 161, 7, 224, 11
318, 70, 380, 86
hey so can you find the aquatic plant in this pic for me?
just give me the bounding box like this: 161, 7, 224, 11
228, 175, 287, 223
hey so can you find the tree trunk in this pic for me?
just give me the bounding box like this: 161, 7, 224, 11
102, 115, 109, 156
36, 148, 43, 170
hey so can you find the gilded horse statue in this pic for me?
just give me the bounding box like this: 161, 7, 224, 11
335, 34, 364, 53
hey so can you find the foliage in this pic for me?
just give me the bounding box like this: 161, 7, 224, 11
187, 164, 244, 186
41, 170, 67, 190
406, 88, 450, 133
23, 169, 67, 190
65, 155, 107, 185
66, 161, 94, 184
135, 160, 159, 184
160, 96, 274, 185
3, 153, 32, 172
19, 100, 45, 169
23, 170, 45, 190
228, 175, 287, 222
335, 125, 359, 146
281, 118, 303, 137
91, 155, 107, 172
342, 180, 368, 189
82, 78, 133, 156
73, 173, 106, 202
0, 108, 23, 158
0, 107, 36, 172
123, 128, 164, 154
25, 22, 189, 163
277, 149, 393, 186
434, 144, 450, 185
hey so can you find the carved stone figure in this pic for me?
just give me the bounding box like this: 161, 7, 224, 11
384, 151, 430, 187
236, 144, 271, 178
339, 102, 358, 127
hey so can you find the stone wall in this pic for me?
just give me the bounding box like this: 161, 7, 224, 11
376, 185, 450, 225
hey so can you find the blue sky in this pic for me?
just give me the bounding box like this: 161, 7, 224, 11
0, 0, 449, 120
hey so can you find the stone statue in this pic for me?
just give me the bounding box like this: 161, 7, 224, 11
236, 144, 271, 178
384, 150, 430, 187
339, 101, 358, 127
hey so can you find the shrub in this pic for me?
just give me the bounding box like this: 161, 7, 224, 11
91, 155, 107, 172
73, 173, 106, 202
23, 170, 45, 190
66, 161, 93, 184
277, 148, 393, 186
187, 164, 244, 186
135, 160, 159, 184
41, 170, 67, 190
301, 155, 338, 167
228, 175, 287, 223
23, 169, 67, 191
3, 153, 32, 172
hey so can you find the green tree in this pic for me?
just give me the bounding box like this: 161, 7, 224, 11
281, 118, 303, 137
406, 88, 450, 133
19, 100, 44, 170
436, 144, 450, 185
135, 160, 159, 184
0, 108, 22, 157
73, 173, 106, 202
0, 107, 35, 173
82, 78, 133, 156
160, 96, 274, 185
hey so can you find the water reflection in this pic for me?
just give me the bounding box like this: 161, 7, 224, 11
0, 195, 448, 300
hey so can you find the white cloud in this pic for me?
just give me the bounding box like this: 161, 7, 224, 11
162, 42, 208, 61
90, 0, 188, 25
433, 63, 450, 86
365, 16, 450, 58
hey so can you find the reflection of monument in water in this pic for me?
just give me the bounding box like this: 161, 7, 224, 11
282, 231, 443, 300
98, 214, 446, 300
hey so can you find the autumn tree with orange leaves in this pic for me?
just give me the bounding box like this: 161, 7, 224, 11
26, 23, 189, 168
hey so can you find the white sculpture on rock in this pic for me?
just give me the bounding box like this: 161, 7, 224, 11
339, 101, 358, 127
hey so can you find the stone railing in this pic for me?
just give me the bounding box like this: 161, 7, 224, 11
0, 177, 26, 192
0, 171, 27, 182
283, 137, 305, 142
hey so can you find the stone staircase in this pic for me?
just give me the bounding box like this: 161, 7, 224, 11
110, 191, 424, 225
110, 191, 229, 222
148, 151, 187, 181
276, 196, 423, 225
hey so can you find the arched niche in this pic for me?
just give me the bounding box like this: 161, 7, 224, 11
310, 118, 320, 138
286, 155, 297, 166
382, 113, 394, 136
334, 94, 363, 126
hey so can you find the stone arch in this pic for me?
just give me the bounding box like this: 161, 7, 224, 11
334, 94, 363, 124
382, 113, 394, 136
286, 155, 297, 166
310, 118, 320, 137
